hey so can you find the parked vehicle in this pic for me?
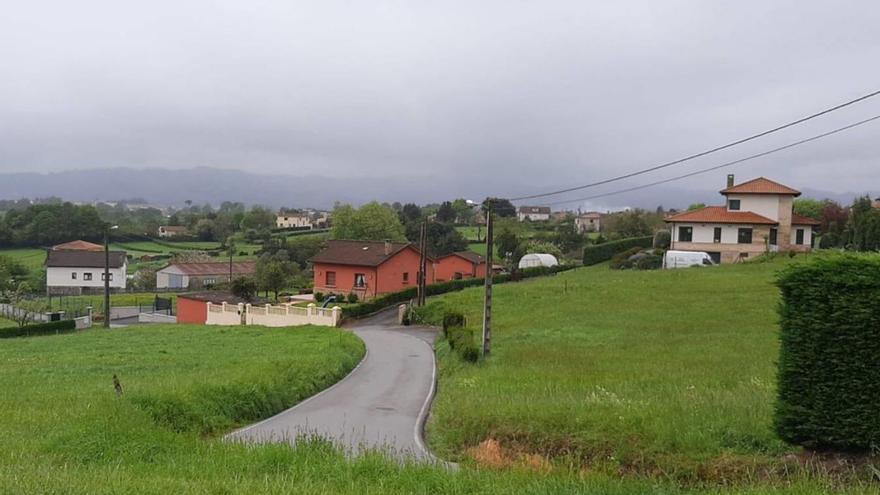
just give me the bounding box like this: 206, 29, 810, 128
662, 250, 715, 269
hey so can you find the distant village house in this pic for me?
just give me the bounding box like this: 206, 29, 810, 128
575, 212, 602, 233
517, 206, 551, 221
157, 225, 188, 238
276, 213, 312, 229
156, 261, 257, 289
45, 240, 127, 295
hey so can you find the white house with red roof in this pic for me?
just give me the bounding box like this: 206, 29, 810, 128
665, 175, 819, 264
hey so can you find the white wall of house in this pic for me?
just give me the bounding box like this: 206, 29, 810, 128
725, 194, 780, 221
47, 265, 127, 289
671, 223, 752, 244
517, 212, 550, 221
276, 215, 312, 229
790, 226, 814, 246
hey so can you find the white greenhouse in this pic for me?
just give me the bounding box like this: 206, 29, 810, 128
518, 253, 559, 269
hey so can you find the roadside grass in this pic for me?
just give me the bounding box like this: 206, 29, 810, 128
417, 256, 879, 489
0, 316, 16, 328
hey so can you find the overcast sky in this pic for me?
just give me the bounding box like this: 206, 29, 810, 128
1, 1, 878, 207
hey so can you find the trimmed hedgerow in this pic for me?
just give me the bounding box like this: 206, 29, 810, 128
582, 236, 654, 266
0, 319, 77, 339
774, 254, 880, 451
341, 264, 577, 319
446, 326, 480, 363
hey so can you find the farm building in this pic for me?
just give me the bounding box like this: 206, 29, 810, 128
276, 213, 312, 229
575, 212, 602, 232
518, 253, 559, 269
156, 261, 257, 289
517, 206, 551, 222
157, 225, 188, 238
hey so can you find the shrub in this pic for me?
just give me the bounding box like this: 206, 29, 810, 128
347, 292, 359, 304
447, 327, 481, 362
583, 236, 653, 266
313, 291, 324, 302
0, 319, 77, 339
442, 311, 466, 336
610, 247, 643, 269
653, 230, 671, 249
635, 254, 662, 270
774, 255, 880, 450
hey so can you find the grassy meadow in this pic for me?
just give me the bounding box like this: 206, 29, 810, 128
416, 255, 879, 490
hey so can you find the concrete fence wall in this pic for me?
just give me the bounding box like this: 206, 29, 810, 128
206, 302, 341, 327
138, 313, 177, 324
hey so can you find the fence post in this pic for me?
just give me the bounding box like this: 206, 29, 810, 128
242, 303, 249, 325
307, 303, 315, 317
331, 306, 341, 326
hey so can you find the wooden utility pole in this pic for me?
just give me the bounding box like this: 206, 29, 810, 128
482, 203, 494, 356
417, 219, 428, 306
103, 227, 111, 328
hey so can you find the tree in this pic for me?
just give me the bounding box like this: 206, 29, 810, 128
482, 198, 516, 218
240, 206, 276, 236
132, 267, 157, 291
451, 199, 475, 224
687, 203, 706, 211
819, 200, 849, 247
435, 201, 457, 223
425, 223, 469, 257
495, 230, 519, 259
793, 198, 824, 220
847, 196, 880, 251
255, 251, 299, 300
607, 210, 652, 238
193, 218, 216, 241
400, 203, 422, 224
331, 202, 406, 241
553, 218, 584, 254
231, 277, 257, 302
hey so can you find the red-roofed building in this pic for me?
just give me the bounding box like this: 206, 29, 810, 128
155, 261, 257, 289
434, 251, 487, 282
665, 175, 819, 264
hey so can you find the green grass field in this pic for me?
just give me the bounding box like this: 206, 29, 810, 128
416, 256, 878, 490
0, 316, 16, 328
0, 247, 46, 273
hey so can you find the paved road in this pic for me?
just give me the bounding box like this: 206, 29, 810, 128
226, 310, 440, 460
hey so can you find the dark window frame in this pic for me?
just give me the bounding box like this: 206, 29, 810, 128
354, 273, 366, 288
795, 229, 805, 245
737, 228, 753, 244
678, 226, 693, 242
325, 271, 336, 287
71, 272, 77, 280
83, 273, 93, 281
713, 227, 722, 243
769, 228, 778, 246
728, 199, 741, 211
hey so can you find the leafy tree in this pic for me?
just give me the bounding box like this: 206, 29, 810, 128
819, 200, 849, 247
606, 210, 652, 238
687, 203, 706, 211
425, 223, 468, 257
793, 198, 824, 220
495, 230, 519, 259
255, 251, 299, 300
231, 277, 257, 302
400, 203, 422, 224
553, 218, 584, 254
193, 218, 216, 241
0, 256, 28, 292
435, 201, 457, 223
482, 198, 516, 218
331, 202, 406, 241
240, 206, 276, 235
132, 267, 157, 291
847, 196, 880, 251
451, 199, 475, 224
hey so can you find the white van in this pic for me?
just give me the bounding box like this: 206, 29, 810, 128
663, 250, 715, 269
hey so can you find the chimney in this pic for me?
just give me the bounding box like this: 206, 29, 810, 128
384, 239, 392, 255
726, 174, 735, 188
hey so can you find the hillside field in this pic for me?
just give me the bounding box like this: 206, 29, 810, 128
417, 255, 879, 491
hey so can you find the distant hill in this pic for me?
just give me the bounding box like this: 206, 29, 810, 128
0, 167, 871, 210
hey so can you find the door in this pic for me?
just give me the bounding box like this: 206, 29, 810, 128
707, 252, 721, 265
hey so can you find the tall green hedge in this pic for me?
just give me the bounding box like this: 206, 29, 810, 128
0, 319, 77, 339
342, 264, 577, 319
582, 236, 654, 266
775, 255, 880, 450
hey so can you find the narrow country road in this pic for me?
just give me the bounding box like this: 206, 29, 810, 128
226, 310, 440, 461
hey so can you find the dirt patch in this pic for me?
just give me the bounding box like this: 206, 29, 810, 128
468, 438, 552, 473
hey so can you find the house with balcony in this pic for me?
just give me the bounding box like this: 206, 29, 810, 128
665, 175, 819, 264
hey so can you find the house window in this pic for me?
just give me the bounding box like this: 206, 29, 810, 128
728, 199, 741, 211
737, 228, 753, 244
83, 273, 93, 281
101, 273, 113, 281
325, 271, 336, 287
203, 278, 215, 286
402, 272, 409, 284
795, 229, 805, 245
713, 227, 722, 243
454, 272, 464, 280
678, 226, 693, 242
354, 273, 366, 288
769, 228, 778, 245
71, 272, 77, 280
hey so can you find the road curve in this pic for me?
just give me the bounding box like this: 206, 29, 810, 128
226, 310, 440, 461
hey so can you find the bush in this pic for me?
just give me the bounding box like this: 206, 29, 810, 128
313, 291, 324, 303
583, 236, 653, 266
610, 247, 643, 269
442, 311, 466, 336
0, 319, 77, 339
635, 254, 662, 270
653, 230, 671, 249
774, 255, 880, 450
347, 292, 359, 304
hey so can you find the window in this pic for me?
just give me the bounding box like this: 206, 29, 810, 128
678, 226, 693, 242
454, 272, 464, 280
83, 273, 93, 281
728, 199, 741, 211
737, 228, 753, 244
101, 273, 113, 281
769, 228, 778, 245
325, 271, 336, 287
71, 272, 77, 280
203, 278, 215, 286
402, 272, 409, 284
713, 227, 722, 243
795, 229, 805, 245
354, 273, 366, 288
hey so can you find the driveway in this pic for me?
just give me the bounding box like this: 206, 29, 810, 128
226, 310, 440, 461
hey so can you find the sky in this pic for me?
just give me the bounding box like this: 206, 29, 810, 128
1, 1, 879, 208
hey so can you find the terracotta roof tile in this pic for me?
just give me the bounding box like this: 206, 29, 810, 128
720, 177, 801, 196
440, 251, 485, 264
791, 213, 821, 226
309, 240, 421, 267
665, 206, 777, 225
52, 240, 104, 251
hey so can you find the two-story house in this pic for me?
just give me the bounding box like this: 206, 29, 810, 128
517, 206, 551, 222
665, 176, 819, 264
45, 240, 127, 295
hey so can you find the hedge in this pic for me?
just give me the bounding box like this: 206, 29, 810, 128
582, 236, 654, 266
0, 319, 77, 339
342, 264, 577, 319
774, 254, 880, 450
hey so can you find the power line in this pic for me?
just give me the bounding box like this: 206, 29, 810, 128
540, 114, 880, 207
510, 88, 880, 202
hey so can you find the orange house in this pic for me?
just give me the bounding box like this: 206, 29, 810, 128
310, 240, 434, 300
434, 251, 487, 282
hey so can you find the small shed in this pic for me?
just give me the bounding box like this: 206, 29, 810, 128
518, 253, 559, 269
